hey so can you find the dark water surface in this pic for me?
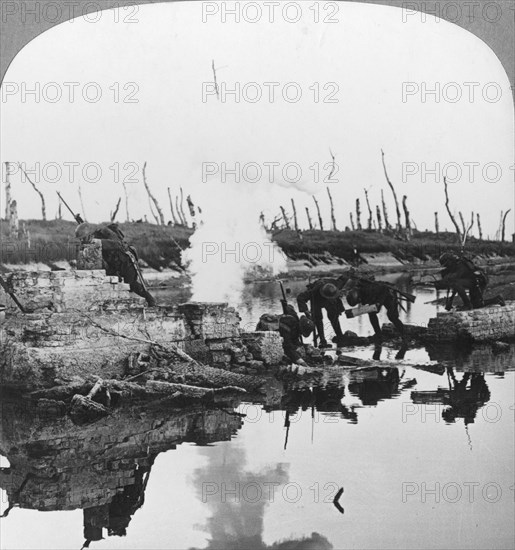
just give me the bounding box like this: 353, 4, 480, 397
1, 279, 514, 550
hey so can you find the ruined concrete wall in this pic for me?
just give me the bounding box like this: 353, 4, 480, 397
0, 269, 144, 314
426, 301, 515, 342
241, 331, 284, 365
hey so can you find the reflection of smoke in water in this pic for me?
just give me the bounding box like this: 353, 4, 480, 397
184, 183, 287, 306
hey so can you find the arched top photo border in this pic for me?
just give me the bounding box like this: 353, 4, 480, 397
1, 0, 514, 104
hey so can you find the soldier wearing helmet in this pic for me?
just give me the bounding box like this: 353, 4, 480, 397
435, 252, 504, 310
344, 276, 405, 342
256, 300, 314, 365
75, 222, 156, 307
297, 275, 349, 348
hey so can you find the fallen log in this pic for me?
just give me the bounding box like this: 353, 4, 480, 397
69, 379, 110, 424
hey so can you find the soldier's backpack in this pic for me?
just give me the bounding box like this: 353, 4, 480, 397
256, 313, 280, 332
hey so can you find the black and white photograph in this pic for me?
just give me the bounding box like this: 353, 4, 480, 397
0, 1, 514, 549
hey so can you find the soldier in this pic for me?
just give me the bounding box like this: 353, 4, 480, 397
434, 253, 504, 310
75, 222, 156, 307
345, 276, 406, 342
256, 300, 314, 366
297, 276, 348, 348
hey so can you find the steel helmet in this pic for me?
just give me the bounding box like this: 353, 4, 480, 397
320, 283, 339, 300
346, 288, 360, 307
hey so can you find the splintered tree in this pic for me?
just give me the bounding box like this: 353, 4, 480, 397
142, 162, 165, 225
305, 207, 313, 230
402, 195, 411, 240
381, 189, 391, 231
501, 209, 511, 242
4, 162, 12, 221
443, 176, 462, 244
280, 206, 291, 229
312, 196, 324, 230
326, 187, 337, 231
122, 181, 130, 222
110, 197, 121, 222
376, 205, 383, 232
291, 198, 299, 231
381, 149, 402, 231
434, 212, 439, 235
167, 188, 179, 225
355, 198, 362, 230
363, 188, 373, 230
19, 163, 47, 221
476, 213, 483, 240
461, 212, 474, 248
179, 188, 188, 227
349, 212, 355, 231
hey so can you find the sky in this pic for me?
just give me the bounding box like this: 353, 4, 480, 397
0, 1, 513, 238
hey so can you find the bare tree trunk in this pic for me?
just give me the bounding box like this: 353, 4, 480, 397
290, 198, 299, 231
501, 209, 511, 242
476, 213, 482, 240
434, 212, 439, 235
305, 207, 313, 230
458, 211, 466, 235
312, 196, 324, 230
110, 197, 121, 222
461, 212, 474, 249
77, 182, 87, 222
167, 188, 178, 225
381, 149, 402, 230
443, 177, 462, 244
142, 162, 165, 225
148, 194, 160, 225
326, 187, 337, 231
179, 188, 188, 227
175, 196, 186, 226
355, 198, 362, 230
381, 189, 391, 230
350, 212, 355, 231
57, 202, 62, 220
376, 205, 383, 232
8, 200, 18, 237
4, 162, 11, 221
280, 206, 290, 229
122, 182, 130, 222
402, 195, 411, 240
18, 164, 47, 221
363, 188, 373, 230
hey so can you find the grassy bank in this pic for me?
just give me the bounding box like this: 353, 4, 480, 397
273, 229, 515, 263
1, 220, 514, 270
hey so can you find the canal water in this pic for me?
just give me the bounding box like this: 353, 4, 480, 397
1, 279, 514, 550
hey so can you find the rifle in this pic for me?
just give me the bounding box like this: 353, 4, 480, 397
56, 192, 84, 224
348, 273, 416, 303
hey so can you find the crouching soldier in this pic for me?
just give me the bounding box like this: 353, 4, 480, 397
75, 222, 157, 307
435, 253, 504, 310
346, 277, 405, 342
256, 300, 314, 366
297, 276, 348, 348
